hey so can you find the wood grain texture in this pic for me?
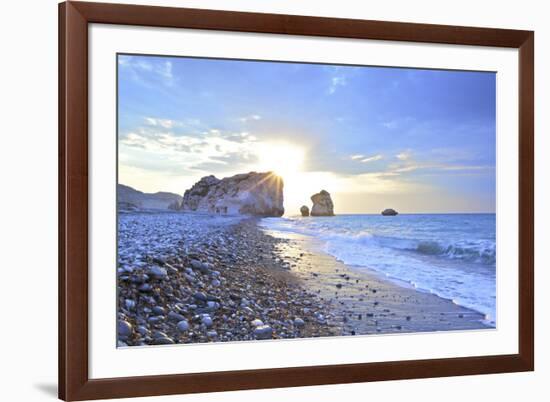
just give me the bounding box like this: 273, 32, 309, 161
58, 1, 534, 400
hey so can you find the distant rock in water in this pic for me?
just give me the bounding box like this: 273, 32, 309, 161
181, 172, 284, 217
310, 190, 334, 216
381, 208, 398, 216
300, 205, 310, 217
117, 184, 182, 211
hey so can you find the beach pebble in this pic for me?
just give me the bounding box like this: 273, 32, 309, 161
152, 331, 168, 339
190, 259, 211, 274
211, 279, 221, 287
293, 318, 305, 328
253, 325, 273, 340
153, 337, 175, 345
149, 266, 168, 280
206, 301, 219, 310
193, 292, 207, 302
148, 316, 164, 324
251, 319, 264, 327
138, 283, 152, 292
177, 320, 190, 332
152, 306, 166, 315
242, 306, 254, 315
201, 315, 213, 328
168, 311, 186, 322
118, 320, 133, 340
124, 299, 136, 310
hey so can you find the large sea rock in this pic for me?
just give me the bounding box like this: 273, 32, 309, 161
181, 172, 284, 217
310, 190, 334, 216
117, 184, 182, 211
381, 208, 398, 216
300, 205, 310, 217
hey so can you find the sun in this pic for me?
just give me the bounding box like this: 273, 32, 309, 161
255, 141, 305, 178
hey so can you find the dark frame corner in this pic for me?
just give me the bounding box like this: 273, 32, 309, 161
59, 1, 534, 400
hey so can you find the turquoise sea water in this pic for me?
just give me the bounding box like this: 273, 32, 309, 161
261, 214, 496, 325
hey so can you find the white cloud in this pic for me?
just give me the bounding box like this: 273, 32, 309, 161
145, 117, 174, 129
390, 161, 493, 175
350, 154, 383, 163
159, 61, 173, 81
396, 151, 412, 161
119, 123, 261, 177
118, 56, 174, 86
239, 114, 262, 123
360, 154, 383, 163
328, 75, 347, 94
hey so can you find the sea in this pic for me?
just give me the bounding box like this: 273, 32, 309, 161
260, 213, 496, 326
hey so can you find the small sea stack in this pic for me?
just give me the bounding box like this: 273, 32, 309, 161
310, 190, 335, 216
381, 208, 398, 216
300, 205, 310, 217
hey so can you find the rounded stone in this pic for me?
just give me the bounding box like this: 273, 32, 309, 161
293, 318, 305, 328
152, 306, 166, 315
193, 292, 207, 302
167, 311, 186, 322
251, 319, 264, 327
149, 266, 168, 280
177, 320, 190, 332
118, 320, 133, 340
253, 325, 273, 340
201, 315, 213, 328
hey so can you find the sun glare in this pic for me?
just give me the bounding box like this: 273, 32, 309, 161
255, 142, 305, 178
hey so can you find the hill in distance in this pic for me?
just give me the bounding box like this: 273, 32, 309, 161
118, 184, 182, 211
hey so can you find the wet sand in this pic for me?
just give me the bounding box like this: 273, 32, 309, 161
265, 229, 491, 336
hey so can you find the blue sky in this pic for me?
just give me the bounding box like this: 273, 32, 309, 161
118, 54, 496, 214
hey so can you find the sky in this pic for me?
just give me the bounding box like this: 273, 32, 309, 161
118, 54, 496, 214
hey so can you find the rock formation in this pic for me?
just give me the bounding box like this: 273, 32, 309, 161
381, 208, 398, 216
310, 190, 334, 216
181, 172, 284, 217
117, 184, 182, 211
300, 205, 310, 217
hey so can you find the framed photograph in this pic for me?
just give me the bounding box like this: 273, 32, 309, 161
59, 1, 534, 400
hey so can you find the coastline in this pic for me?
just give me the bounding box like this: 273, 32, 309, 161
117, 212, 489, 347
261, 223, 491, 335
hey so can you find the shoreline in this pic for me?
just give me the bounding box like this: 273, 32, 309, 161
260, 224, 491, 335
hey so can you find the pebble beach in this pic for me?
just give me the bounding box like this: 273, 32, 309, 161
117, 212, 489, 347
117, 212, 340, 346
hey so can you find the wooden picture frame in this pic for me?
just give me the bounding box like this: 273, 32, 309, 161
59, 1, 534, 400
